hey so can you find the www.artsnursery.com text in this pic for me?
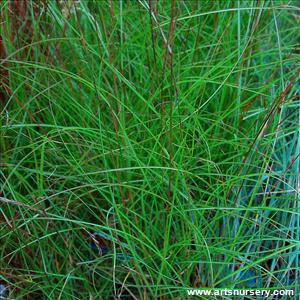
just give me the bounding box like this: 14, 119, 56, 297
187, 288, 294, 297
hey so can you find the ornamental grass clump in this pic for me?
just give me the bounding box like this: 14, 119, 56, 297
0, 1, 299, 299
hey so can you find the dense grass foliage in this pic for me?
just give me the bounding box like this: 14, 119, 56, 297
0, 1, 299, 299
